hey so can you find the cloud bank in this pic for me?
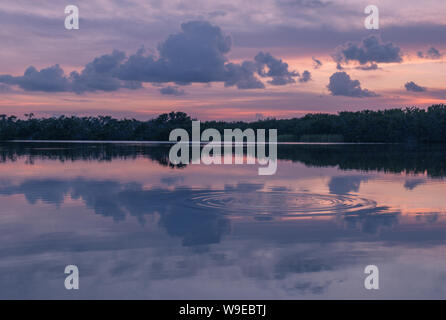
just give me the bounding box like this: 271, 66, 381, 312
0, 20, 307, 94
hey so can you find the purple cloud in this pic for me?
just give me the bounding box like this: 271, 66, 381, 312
0, 20, 303, 94
255, 52, 299, 85
405, 81, 427, 92
312, 57, 323, 69
327, 72, 378, 97
333, 35, 403, 68
299, 70, 312, 83
417, 47, 442, 59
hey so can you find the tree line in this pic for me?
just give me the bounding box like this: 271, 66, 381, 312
1, 104, 446, 142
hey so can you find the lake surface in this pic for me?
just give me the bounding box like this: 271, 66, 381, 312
0, 142, 446, 299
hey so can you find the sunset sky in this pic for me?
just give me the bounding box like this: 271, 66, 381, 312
0, 0, 445, 120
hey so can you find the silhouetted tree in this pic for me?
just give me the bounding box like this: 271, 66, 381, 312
1, 105, 446, 142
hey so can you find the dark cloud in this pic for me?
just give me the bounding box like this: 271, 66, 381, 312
333, 35, 403, 67
255, 52, 299, 85
327, 72, 378, 98
0, 52, 141, 94
0, 65, 70, 92
405, 81, 427, 92
0, 20, 302, 94
160, 86, 186, 96
116, 22, 298, 89
426, 47, 442, 59
224, 61, 265, 89
417, 47, 442, 59
119, 21, 232, 84
70, 50, 142, 93
312, 57, 322, 69
299, 70, 311, 83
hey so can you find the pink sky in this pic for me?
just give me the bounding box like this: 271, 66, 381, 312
0, 0, 445, 120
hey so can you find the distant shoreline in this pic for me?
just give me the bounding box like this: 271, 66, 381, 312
3, 140, 393, 145
2, 106, 446, 143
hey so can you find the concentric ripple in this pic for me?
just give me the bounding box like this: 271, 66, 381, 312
182, 191, 377, 216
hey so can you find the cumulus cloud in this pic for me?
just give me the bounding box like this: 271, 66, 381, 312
70, 50, 142, 93
159, 86, 186, 96
0, 52, 141, 94
299, 70, 312, 83
327, 72, 378, 97
224, 61, 265, 89
117, 21, 232, 84
417, 47, 442, 59
405, 81, 427, 92
0, 20, 303, 94
333, 35, 403, 68
0, 65, 70, 92
255, 52, 299, 85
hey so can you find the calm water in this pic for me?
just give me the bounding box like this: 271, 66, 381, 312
0, 142, 446, 299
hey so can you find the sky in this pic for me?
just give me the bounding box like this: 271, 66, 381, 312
0, 0, 445, 120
